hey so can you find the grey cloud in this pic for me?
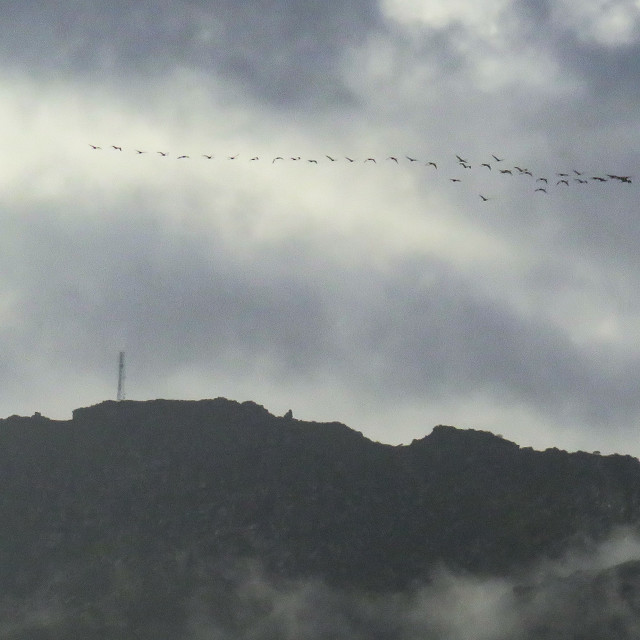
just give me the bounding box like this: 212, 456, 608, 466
568, 43, 640, 109
514, 1, 640, 105
2, 0, 381, 108
345, 260, 640, 432
4, 188, 640, 440
1, 203, 337, 386
3, 0, 640, 453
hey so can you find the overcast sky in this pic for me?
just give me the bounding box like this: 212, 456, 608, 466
2, 0, 640, 456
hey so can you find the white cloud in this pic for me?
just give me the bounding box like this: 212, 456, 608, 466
552, 0, 640, 46
381, 0, 511, 41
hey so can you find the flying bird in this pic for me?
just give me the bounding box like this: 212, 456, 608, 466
177, 155, 190, 159
228, 154, 239, 159
481, 163, 491, 170
308, 159, 318, 163
135, 149, 146, 154
202, 154, 213, 159
157, 151, 169, 156
387, 156, 399, 163
426, 161, 437, 169
326, 155, 336, 161
272, 157, 284, 163
536, 177, 548, 183
492, 154, 504, 162
344, 157, 355, 162
291, 156, 301, 161
406, 156, 418, 162
535, 188, 547, 193
557, 179, 569, 185
608, 174, 632, 183
450, 178, 461, 182
250, 156, 259, 161
500, 169, 512, 175
364, 158, 376, 163
89, 144, 102, 150
479, 194, 489, 201
111, 145, 122, 151
455, 155, 468, 163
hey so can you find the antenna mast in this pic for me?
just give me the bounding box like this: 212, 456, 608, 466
117, 351, 126, 401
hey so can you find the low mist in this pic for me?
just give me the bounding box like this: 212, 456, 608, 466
3, 528, 640, 640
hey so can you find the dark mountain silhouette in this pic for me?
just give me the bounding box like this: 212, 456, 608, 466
2, 398, 640, 638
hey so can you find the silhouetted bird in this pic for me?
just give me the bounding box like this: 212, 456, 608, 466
326, 155, 336, 161
500, 169, 512, 175
89, 144, 101, 149
426, 161, 437, 169
537, 177, 548, 183
479, 194, 489, 201
492, 154, 504, 162
228, 154, 239, 159
387, 156, 399, 163
535, 188, 547, 193
202, 154, 213, 159
272, 157, 284, 163
406, 156, 418, 162
345, 157, 355, 162
557, 179, 569, 185
364, 158, 376, 163
177, 155, 189, 159
157, 151, 169, 156
111, 145, 122, 151
450, 178, 461, 182
481, 163, 491, 170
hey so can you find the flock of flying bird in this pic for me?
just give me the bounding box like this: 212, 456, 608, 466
89, 144, 633, 199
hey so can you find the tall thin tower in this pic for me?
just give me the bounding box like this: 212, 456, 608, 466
117, 351, 126, 401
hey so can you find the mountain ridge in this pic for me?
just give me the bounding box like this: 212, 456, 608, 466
2, 398, 640, 638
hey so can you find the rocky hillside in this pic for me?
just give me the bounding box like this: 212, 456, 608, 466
2, 398, 640, 638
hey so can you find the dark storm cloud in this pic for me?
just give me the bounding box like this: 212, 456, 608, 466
1, 0, 381, 107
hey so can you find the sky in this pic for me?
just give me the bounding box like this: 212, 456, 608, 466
2, 0, 640, 457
